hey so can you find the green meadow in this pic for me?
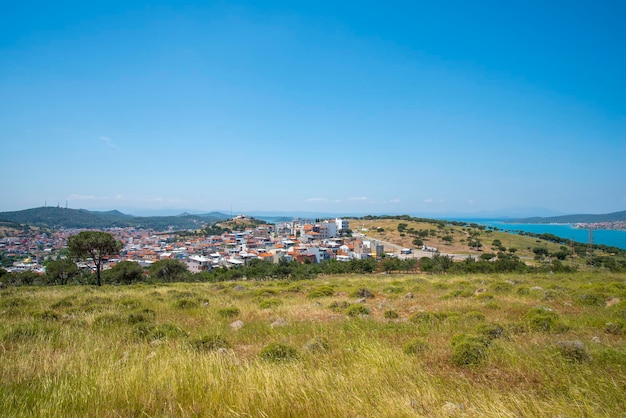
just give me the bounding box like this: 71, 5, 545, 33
1, 272, 625, 417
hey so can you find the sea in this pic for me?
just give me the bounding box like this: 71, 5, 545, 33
455, 219, 626, 250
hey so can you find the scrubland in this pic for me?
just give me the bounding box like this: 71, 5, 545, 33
1, 271, 625, 417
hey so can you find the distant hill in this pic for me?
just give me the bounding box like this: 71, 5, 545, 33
511, 210, 626, 224
0, 207, 230, 231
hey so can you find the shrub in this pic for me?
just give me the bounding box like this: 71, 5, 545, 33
328, 301, 351, 311
259, 343, 299, 362
403, 338, 428, 355
190, 334, 231, 351
259, 299, 283, 309
217, 307, 240, 318
307, 286, 334, 298
384, 309, 399, 319
127, 309, 156, 324
490, 282, 513, 293
257, 289, 278, 297
476, 323, 505, 341
556, 340, 590, 362
525, 306, 561, 332
576, 293, 606, 307
352, 288, 374, 299
346, 304, 370, 317
451, 334, 489, 367
605, 321, 624, 335
174, 298, 199, 309
303, 337, 330, 353
409, 311, 450, 325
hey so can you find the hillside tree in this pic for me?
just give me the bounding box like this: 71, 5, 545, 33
68, 231, 122, 286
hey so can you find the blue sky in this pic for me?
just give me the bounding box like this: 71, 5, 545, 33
1, 1, 624, 217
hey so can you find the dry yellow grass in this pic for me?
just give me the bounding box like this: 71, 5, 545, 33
1, 272, 625, 417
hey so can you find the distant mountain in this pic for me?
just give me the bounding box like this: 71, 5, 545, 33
511, 210, 626, 224
0, 207, 230, 231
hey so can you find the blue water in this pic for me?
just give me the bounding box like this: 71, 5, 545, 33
457, 219, 626, 250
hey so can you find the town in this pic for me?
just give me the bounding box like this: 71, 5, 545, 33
0, 216, 418, 276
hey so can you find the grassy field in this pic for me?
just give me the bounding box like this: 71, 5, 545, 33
1, 272, 625, 417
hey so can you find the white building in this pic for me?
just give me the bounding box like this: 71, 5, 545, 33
335, 218, 350, 231
185, 255, 212, 273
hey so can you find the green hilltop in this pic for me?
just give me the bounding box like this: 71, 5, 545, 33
0, 207, 229, 231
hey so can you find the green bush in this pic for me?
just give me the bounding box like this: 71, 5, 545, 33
576, 293, 606, 306
352, 288, 374, 299
190, 334, 231, 351
383, 309, 399, 319
328, 301, 351, 311
217, 307, 240, 318
476, 323, 505, 341
605, 321, 624, 335
556, 340, 590, 363
127, 309, 156, 324
307, 286, 334, 298
384, 286, 404, 294
346, 304, 370, 317
409, 311, 450, 325
403, 338, 428, 355
490, 282, 513, 293
259, 343, 299, 362
256, 289, 278, 297
174, 298, 199, 309
525, 306, 561, 332
259, 299, 283, 309
451, 334, 489, 367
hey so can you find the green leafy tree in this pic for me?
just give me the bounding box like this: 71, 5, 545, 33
106, 261, 144, 284
149, 259, 189, 282
44, 259, 80, 285
68, 231, 122, 286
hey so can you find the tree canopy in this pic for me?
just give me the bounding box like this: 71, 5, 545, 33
67, 231, 122, 286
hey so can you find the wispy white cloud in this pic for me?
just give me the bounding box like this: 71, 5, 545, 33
306, 197, 328, 202
99, 136, 119, 149
424, 198, 434, 203
439, 199, 446, 203
348, 196, 367, 201
468, 200, 475, 204
390, 198, 400, 203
